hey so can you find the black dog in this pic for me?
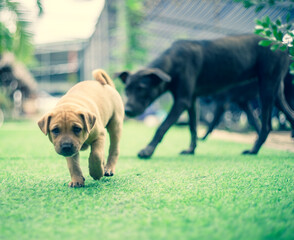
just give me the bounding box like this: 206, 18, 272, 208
201, 73, 294, 140
118, 34, 294, 158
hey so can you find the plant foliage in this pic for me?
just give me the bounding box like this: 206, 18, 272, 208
0, 0, 43, 63
124, 0, 147, 69
234, 0, 294, 73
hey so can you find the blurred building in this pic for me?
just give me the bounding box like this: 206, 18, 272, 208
29, 0, 108, 95
0, 53, 37, 117
31, 41, 86, 95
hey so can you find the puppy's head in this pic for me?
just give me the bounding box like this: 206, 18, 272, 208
38, 109, 96, 157
117, 68, 171, 117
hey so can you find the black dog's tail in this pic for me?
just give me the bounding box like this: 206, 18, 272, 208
276, 75, 294, 137
92, 69, 115, 88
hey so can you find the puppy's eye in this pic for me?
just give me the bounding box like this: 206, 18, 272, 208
51, 128, 60, 135
73, 126, 82, 135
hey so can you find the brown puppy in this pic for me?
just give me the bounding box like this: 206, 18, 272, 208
38, 69, 124, 187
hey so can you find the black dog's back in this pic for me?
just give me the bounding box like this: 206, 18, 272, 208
153, 35, 288, 96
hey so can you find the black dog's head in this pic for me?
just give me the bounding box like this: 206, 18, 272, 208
118, 68, 171, 117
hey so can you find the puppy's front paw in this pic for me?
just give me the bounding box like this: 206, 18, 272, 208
138, 145, 155, 159
104, 165, 115, 177
89, 167, 104, 180
68, 176, 85, 188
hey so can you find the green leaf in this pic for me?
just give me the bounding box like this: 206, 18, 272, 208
289, 47, 294, 56
287, 31, 294, 38
271, 24, 278, 32
244, 1, 254, 8
0, 23, 13, 54
276, 18, 281, 26
254, 29, 264, 34
278, 31, 283, 41
265, 29, 272, 37
265, 16, 271, 26
256, 19, 264, 26
262, 21, 269, 28
270, 44, 280, 51
255, 4, 265, 12
0, 0, 34, 63
279, 45, 287, 51
268, 0, 275, 6
261, 16, 271, 28
258, 40, 273, 47
37, 0, 43, 16
286, 13, 291, 23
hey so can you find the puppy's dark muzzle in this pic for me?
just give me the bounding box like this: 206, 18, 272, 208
60, 142, 75, 157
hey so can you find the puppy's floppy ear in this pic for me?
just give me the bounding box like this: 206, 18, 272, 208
115, 71, 130, 84
38, 113, 51, 135
79, 111, 96, 133
149, 68, 171, 83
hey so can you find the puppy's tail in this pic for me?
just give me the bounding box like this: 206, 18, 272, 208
92, 69, 115, 88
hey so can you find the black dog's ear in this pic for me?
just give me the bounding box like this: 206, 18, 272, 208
149, 68, 171, 83
115, 71, 130, 84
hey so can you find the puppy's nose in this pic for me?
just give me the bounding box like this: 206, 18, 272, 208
60, 142, 74, 156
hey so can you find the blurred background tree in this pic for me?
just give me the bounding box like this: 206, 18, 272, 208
235, 0, 294, 73
123, 0, 147, 70
108, 0, 147, 93
0, 0, 42, 122
0, 0, 43, 63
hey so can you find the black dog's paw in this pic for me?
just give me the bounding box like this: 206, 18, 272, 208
242, 150, 257, 155
138, 146, 154, 159
199, 135, 208, 141
180, 149, 195, 155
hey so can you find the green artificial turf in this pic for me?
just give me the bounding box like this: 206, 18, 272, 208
0, 120, 293, 240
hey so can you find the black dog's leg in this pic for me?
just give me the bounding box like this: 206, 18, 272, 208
180, 99, 198, 154
238, 101, 261, 133
138, 100, 188, 159
243, 82, 276, 154
201, 102, 225, 141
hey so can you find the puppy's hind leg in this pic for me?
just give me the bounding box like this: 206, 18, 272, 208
104, 116, 123, 176
89, 131, 105, 180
